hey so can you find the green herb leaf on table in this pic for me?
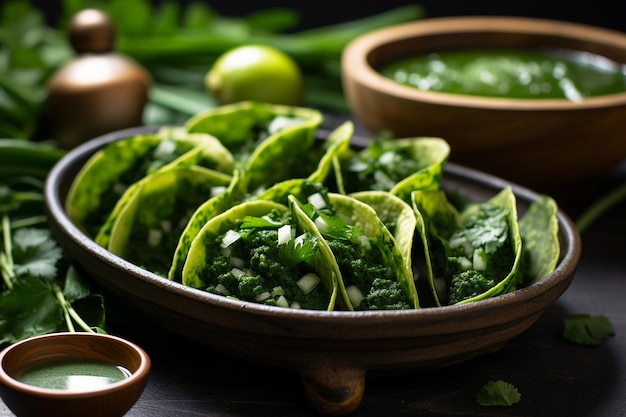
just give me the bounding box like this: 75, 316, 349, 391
476, 380, 522, 406
563, 314, 615, 346
11, 228, 63, 280
0, 219, 107, 343
0, 138, 107, 345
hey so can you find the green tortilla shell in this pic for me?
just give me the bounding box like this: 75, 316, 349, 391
518, 195, 560, 286
107, 165, 232, 277
66, 127, 231, 239
168, 167, 247, 282
349, 190, 420, 308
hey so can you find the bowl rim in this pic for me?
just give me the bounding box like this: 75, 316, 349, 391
43, 126, 582, 333
0, 332, 151, 398
342, 15, 626, 111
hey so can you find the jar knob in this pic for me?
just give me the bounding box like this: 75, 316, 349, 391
69, 9, 116, 54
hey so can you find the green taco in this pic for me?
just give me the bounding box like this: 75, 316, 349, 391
66, 127, 232, 238
106, 165, 232, 277
185, 100, 322, 172
331, 137, 450, 201
411, 186, 523, 306
293, 191, 420, 311
181, 199, 340, 310
168, 167, 247, 282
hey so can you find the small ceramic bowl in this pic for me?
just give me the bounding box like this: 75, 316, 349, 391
0, 332, 151, 417
341, 16, 626, 192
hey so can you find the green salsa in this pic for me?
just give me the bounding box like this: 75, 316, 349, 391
16, 358, 130, 391
380, 48, 626, 100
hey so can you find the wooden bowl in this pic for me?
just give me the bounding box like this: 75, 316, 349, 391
44, 127, 581, 416
0, 332, 151, 417
341, 16, 626, 192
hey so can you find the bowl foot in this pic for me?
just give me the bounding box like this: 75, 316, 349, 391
300, 365, 366, 416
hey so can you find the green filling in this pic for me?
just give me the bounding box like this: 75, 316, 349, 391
200, 210, 328, 310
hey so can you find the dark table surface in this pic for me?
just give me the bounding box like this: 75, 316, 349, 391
1, 123, 625, 417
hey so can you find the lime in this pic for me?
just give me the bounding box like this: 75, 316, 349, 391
206, 44, 304, 106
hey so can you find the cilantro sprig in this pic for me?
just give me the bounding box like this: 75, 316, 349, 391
0, 215, 106, 345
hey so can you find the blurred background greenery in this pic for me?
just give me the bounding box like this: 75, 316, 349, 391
1, 0, 623, 142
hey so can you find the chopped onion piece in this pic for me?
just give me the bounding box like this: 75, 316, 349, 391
215, 284, 230, 295
211, 186, 227, 197
457, 256, 472, 271
473, 248, 487, 271
307, 192, 327, 209
147, 229, 162, 247
154, 139, 176, 158
160, 220, 172, 233
357, 235, 371, 250
256, 291, 271, 302
449, 236, 473, 256
314, 216, 329, 232
277, 224, 292, 245
230, 256, 245, 268
346, 285, 364, 307
221, 229, 241, 248
230, 268, 245, 277
290, 302, 302, 309
220, 246, 232, 257
268, 115, 301, 134
294, 234, 309, 247
373, 170, 395, 190
276, 295, 290, 308
379, 151, 396, 165
297, 273, 321, 294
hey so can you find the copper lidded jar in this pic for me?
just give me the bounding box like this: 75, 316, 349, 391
46, 9, 152, 149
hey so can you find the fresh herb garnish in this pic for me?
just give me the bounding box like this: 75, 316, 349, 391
299, 202, 359, 242
476, 380, 522, 406
0, 138, 106, 345
240, 214, 284, 229
278, 234, 319, 268
563, 314, 615, 346
0, 216, 106, 344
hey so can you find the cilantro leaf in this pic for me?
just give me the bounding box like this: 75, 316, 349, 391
0, 275, 62, 345
278, 233, 319, 268
11, 228, 62, 280
240, 215, 283, 229
563, 314, 615, 346
476, 380, 521, 406
300, 203, 359, 242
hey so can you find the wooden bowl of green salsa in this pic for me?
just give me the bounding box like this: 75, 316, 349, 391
341, 16, 626, 194
0, 332, 151, 417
